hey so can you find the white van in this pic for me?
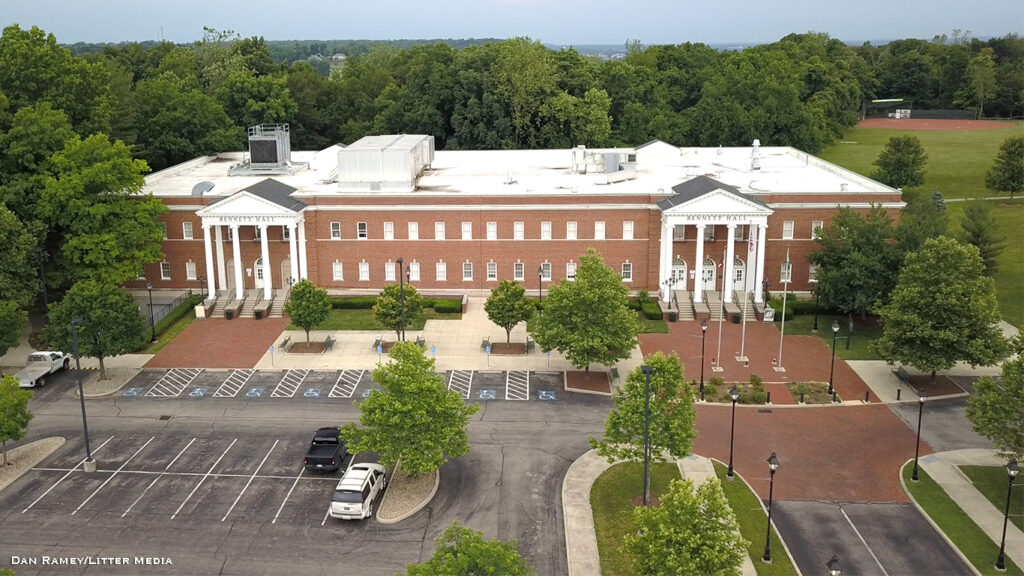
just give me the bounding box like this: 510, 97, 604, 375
329, 463, 387, 520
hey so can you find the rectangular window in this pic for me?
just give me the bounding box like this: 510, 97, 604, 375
487, 262, 497, 280
226, 226, 233, 242
253, 227, 263, 241
780, 262, 792, 283
435, 221, 445, 240
282, 225, 291, 241
182, 222, 193, 240
409, 261, 420, 281
514, 262, 524, 281
486, 221, 497, 240
408, 221, 419, 240
594, 221, 605, 240
359, 261, 369, 281
541, 221, 552, 240
357, 222, 368, 240
808, 264, 818, 283
812, 221, 823, 240
622, 221, 634, 240
514, 221, 524, 240
332, 261, 344, 281
735, 225, 745, 241
673, 226, 685, 240
436, 261, 447, 281
703, 226, 715, 241
566, 221, 577, 240
566, 262, 577, 280
186, 261, 197, 280
463, 262, 473, 281
782, 221, 794, 240
330, 222, 341, 239
384, 222, 394, 240
461, 221, 472, 240
159, 222, 167, 239
160, 261, 171, 280
385, 262, 396, 281
540, 262, 552, 281
621, 263, 633, 282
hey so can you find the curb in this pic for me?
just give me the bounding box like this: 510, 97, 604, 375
898, 459, 982, 576
0, 437, 66, 493
74, 369, 141, 399
375, 465, 439, 525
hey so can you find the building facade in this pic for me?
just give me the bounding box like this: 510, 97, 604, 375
136, 128, 904, 308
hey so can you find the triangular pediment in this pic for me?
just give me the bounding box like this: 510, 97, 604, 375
661, 187, 772, 216
197, 191, 299, 218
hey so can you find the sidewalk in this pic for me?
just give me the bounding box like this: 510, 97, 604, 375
918, 449, 1024, 570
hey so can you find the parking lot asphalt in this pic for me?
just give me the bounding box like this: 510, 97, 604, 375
886, 396, 992, 453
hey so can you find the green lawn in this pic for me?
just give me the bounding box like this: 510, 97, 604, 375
776, 313, 883, 360
591, 462, 681, 576
288, 308, 461, 332
903, 466, 1022, 576
138, 311, 196, 354
959, 465, 1023, 532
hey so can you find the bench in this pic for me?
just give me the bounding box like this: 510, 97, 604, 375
323, 336, 336, 354
279, 336, 291, 353
893, 366, 911, 386
481, 337, 490, 351
415, 336, 426, 349
372, 336, 383, 351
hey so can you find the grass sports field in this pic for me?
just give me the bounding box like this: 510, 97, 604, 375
819, 121, 1023, 328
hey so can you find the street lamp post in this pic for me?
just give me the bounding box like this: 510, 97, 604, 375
846, 314, 853, 350
996, 458, 1020, 571
537, 265, 544, 308
145, 280, 156, 343
911, 395, 926, 482
699, 320, 708, 401
812, 292, 820, 332
762, 452, 780, 563
827, 555, 842, 576
727, 385, 739, 479
641, 365, 653, 507
397, 258, 406, 342
828, 320, 840, 396
70, 319, 94, 471
198, 275, 205, 298
34, 247, 49, 322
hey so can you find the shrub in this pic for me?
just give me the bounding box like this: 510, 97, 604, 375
737, 374, 767, 404
640, 302, 663, 320
331, 296, 378, 309
766, 298, 793, 321
636, 289, 652, 305
433, 298, 462, 313
153, 293, 204, 337
627, 299, 642, 311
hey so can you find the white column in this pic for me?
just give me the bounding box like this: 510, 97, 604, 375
297, 219, 308, 280
659, 219, 672, 303
215, 225, 227, 291
202, 224, 216, 297
259, 224, 271, 300
231, 224, 244, 301
288, 222, 299, 286
693, 224, 705, 303
754, 223, 767, 303
724, 224, 736, 303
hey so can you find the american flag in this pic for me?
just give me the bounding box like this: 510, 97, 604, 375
748, 232, 755, 254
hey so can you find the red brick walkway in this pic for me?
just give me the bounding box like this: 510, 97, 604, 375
145, 318, 290, 369
640, 320, 878, 403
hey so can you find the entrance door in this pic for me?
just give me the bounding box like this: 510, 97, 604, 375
281, 258, 292, 288
226, 259, 235, 292
254, 258, 265, 289
671, 258, 687, 290
732, 258, 745, 294
702, 258, 716, 292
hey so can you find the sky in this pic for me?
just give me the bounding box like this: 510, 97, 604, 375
3, 0, 1022, 46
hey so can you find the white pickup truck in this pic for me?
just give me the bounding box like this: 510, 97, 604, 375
16, 351, 71, 388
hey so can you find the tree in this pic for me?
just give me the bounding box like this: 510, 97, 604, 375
283, 279, 330, 344
531, 249, 639, 372
624, 477, 747, 576
0, 301, 27, 359
871, 135, 928, 189
0, 375, 34, 467
955, 48, 997, 117
895, 194, 946, 255
958, 200, 1005, 276
484, 280, 534, 344
217, 70, 297, 129
872, 237, 1007, 380
0, 206, 38, 309
986, 136, 1024, 199
340, 342, 479, 476
967, 357, 1024, 460
808, 206, 903, 316
405, 521, 536, 576
372, 283, 424, 341
589, 352, 696, 463
47, 281, 146, 380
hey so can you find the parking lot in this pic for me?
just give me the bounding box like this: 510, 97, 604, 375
123, 368, 569, 402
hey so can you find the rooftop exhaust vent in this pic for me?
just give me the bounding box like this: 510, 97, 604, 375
751, 139, 761, 171
191, 181, 215, 196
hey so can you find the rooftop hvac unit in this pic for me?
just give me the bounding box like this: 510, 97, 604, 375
248, 124, 292, 167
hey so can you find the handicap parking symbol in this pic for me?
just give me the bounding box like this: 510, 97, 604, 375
246, 387, 265, 398
478, 389, 497, 400
539, 390, 556, 401
189, 387, 208, 398
123, 387, 144, 397
304, 388, 322, 398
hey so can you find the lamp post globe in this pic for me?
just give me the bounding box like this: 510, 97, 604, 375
996, 459, 1020, 571
762, 452, 780, 563
699, 319, 708, 401
727, 385, 739, 479
827, 555, 842, 576
828, 320, 840, 396
146, 280, 156, 343
640, 364, 653, 507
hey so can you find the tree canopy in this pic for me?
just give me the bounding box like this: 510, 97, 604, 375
985, 135, 1024, 199
0, 301, 27, 361
404, 521, 536, 576
967, 357, 1024, 460
484, 280, 534, 344
283, 279, 330, 343
373, 282, 424, 341
957, 199, 1005, 276
871, 135, 928, 189
0, 375, 34, 467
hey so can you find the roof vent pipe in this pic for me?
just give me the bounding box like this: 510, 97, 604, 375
751, 139, 761, 171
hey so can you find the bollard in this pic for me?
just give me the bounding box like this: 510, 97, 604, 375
864, 390, 870, 403
832, 391, 838, 403
766, 391, 771, 404
799, 392, 805, 404
896, 388, 902, 401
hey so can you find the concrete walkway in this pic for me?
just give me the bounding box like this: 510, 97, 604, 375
918, 449, 1024, 570
562, 450, 757, 576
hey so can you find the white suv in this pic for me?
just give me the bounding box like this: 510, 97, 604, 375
329, 463, 387, 520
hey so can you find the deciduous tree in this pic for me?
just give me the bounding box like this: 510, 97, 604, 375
955, 48, 997, 117
283, 279, 330, 344
372, 283, 424, 341
341, 342, 479, 476
958, 199, 1005, 276
217, 70, 297, 129
484, 280, 534, 344
0, 375, 34, 467
405, 521, 535, 576
871, 135, 928, 189
0, 206, 38, 309
0, 301, 27, 359
967, 357, 1024, 460
985, 136, 1024, 199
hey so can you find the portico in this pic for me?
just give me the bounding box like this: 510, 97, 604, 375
195, 179, 308, 302
656, 176, 773, 306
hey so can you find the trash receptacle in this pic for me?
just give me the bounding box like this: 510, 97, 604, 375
668, 311, 678, 322
254, 308, 263, 320
225, 308, 234, 320
732, 312, 740, 324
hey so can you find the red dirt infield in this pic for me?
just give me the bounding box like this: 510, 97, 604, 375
857, 118, 1017, 130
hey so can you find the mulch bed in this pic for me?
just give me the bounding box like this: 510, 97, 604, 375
289, 341, 325, 354
630, 494, 661, 508
907, 374, 966, 397
565, 371, 611, 394
489, 342, 526, 355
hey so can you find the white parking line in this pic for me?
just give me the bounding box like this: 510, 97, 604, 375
221, 440, 279, 522
121, 437, 196, 518
840, 506, 890, 576
22, 436, 115, 513
171, 438, 237, 519
72, 437, 155, 515
321, 507, 331, 527
272, 468, 304, 525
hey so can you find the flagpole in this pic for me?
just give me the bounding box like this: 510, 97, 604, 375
774, 248, 789, 373
738, 228, 754, 362
714, 247, 725, 372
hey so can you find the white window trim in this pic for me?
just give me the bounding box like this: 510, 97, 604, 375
566, 221, 577, 240
359, 261, 370, 281
332, 261, 344, 281
808, 264, 818, 283
409, 261, 420, 281
160, 261, 171, 280
159, 222, 168, 240
735, 225, 746, 241
812, 221, 823, 240
621, 262, 633, 282
182, 222, 193, 240
461, 222, 472, 241
185, 261, 197, 280
226, 226, 233, 242
357, 222, 368, 240
486, 221, 497, 241
540, 262, 552, 281
463, 262, 473, 281
408, 221, 419, 240
622, 221, 633, 241
385, 261, 396, 281
486, 262, 497, 281
383, 222, 394, 241
782, 221, 795, 240
330, 222, 341, 240
513, 262, 525, 281
436, 261, 447, 281
594, 221, 605, 240
780, 262, 792, 283
566, 262, 577, 281
435, 221, 445, 240
282, 225, 291, 241
514, 221, 524, 240
541, 221, 552, 241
